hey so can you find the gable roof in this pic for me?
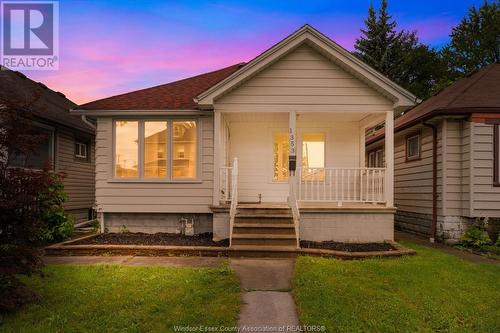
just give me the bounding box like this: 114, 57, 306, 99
78, 63, 244, 111
196, 24, 417, 111
366, 64, 500, 145
0, 66, 94, 134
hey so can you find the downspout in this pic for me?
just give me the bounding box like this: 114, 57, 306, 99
81, 115, 96, 130
423, 121, 437, 242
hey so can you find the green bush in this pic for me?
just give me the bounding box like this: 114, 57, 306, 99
39, 174, 74, 243
460, 226, 491, 248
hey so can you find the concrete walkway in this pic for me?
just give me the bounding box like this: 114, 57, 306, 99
229, 258, 300, 331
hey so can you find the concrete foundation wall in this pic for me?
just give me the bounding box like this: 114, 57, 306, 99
213, 212, 230, 241
395, 210, 472, 241
104, 213, 212, 234
300, 212, 394, 243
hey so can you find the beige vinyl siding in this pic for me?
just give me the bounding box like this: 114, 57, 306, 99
215, 44, 392, 112
56, 128, 95, 213
95, 116, 214, 213
442, 120, 466, 216
471, 123, 500, 217
393, 126, 439, 215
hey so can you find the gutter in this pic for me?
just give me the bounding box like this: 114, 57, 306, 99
423, 121, 438, 242
80, 115, 96, 131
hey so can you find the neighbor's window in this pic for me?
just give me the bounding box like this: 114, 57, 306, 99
173, 121, 197, 179
494, 124, 499, 185
8, 125, 54, 169
114, 119, 198, 180
75, 141, 88, 160
406, 132, 421, 161
273, 133, 289, 181
302, 132, 325, 181
144, 121, 167, 178
115, 121, 139, 177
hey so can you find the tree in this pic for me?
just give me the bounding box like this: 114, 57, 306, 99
441, 0, 500, 77
354, 0, 447, 99
0, 95, 71, 312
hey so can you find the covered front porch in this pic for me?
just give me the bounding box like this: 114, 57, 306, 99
214, 110, 394, 208
211, 110, 395, 244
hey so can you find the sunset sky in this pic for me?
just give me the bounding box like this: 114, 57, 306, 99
20, 0, 485, 105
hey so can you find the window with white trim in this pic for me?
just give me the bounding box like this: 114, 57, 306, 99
302, 132, 325, 181
406, 133, 421, 161
75, 141, 88, 160
114, 119, 198, 180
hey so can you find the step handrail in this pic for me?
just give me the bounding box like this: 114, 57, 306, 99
288, 175, 300, 248
229, 157, 238, 247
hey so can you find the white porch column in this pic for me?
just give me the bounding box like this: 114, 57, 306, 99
384, 110, 394, 207
288, 111, 297, 199
213, 111, 221, 206
359, 125, 367, 167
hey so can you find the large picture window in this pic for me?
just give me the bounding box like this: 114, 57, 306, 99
273, 132, 289, 181
114, 119, 198, 180
302, 132, 325, 181
8, 125, 54, 170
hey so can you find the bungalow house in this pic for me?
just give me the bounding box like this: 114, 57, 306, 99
0, 67, 96, 221
72, 25, 418, 250
366, 64, 500, 242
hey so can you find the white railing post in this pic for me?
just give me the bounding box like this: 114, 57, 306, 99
229, 158, 238, 247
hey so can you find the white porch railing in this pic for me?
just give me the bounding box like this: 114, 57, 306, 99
228, 158, 238, 247
219, 166, 233, 202
297, 167, 386, 204
288, 176, 300, 248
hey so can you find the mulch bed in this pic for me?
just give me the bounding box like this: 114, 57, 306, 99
300, 240, 395, 252
71, 232, 229, 247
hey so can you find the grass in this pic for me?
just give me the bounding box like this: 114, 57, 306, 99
293, 241, 500, 333
0, 264, 240, 333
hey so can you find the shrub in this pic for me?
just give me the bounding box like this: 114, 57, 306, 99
460, 226, 491, 248
0, 95, 72, 312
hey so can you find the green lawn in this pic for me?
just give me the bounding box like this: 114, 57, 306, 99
293, 241, 500, 333
0, 264, 240, 333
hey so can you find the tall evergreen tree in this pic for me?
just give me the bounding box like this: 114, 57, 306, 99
354, 0, 447, 99
441, 0, 499, 77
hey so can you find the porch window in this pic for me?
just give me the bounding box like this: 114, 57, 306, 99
115, 121, 139, 177
302, 132, 325, 181
144, 121, 167, 178
368, 148, 384, 167
114, 119, 198, 180
273, 133, 289, 181
406, 132, 421, 161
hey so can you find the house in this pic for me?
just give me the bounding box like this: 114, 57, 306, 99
72, 25, 418, 248
366, 64, 500, 242
0, 67, 96, 221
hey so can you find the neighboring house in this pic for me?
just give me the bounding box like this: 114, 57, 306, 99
73, 25, 417, 247
366, 64, 500, 242
0, 67, 96, 221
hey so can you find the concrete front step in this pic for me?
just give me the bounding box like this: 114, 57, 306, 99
237, 209, 292, 216
235, 216, 293, 224
233, 223, 295, 235
229, 245, 297, 258
232, 234, 297, 246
